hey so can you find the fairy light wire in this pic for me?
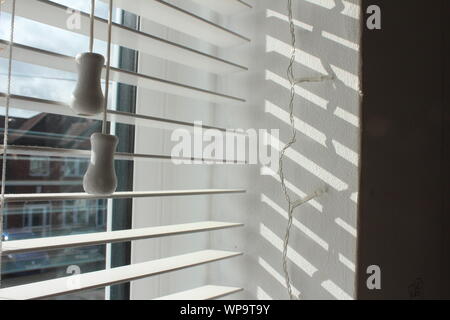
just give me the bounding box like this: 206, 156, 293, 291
278, 0, 298, 300
0, 0, 16, 288
279, 0, 330, 300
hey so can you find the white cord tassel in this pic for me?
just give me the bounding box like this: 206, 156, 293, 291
70, 0, 104, 116
83, 0, 118, 195
0, 0, 16, 288
279, 0, 331, 300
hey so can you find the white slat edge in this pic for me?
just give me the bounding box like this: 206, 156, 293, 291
3, 221, 244, 254
0, 41, 245, 105
0, 93, 243, 134
154, 285, 243, 300
3, 189, 246, 202
99, 0, 250, 47
0, 145, 247, 165
0, 250, 243, 300
2, 0, 246, 74
190, 0, 252, 15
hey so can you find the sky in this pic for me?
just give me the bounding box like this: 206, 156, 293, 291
0, 0, 121, 118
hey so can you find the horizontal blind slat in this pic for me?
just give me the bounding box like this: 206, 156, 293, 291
98, 0, 250, 47
154, 285, 243, 300
3, 189, 246, 202
0, 41, 246, 104
1, 0, 247, 74
0, 250, 242, 300
0, 93, 243, 134
190, 0, 252, 15
3, 221, 243, 254
0, 145, 247, 164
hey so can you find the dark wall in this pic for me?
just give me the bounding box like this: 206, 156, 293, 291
357, 0, 450, 299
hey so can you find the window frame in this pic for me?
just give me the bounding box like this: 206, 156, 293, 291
62, 159, 85, 178
108, 10, 139, 301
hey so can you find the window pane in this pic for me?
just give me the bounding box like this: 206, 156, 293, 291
0, 2, 138, 300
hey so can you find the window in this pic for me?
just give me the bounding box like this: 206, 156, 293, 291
0, 0, 139, 300
29, 158, 50, 177
62, 159, 86, 178
0, 0, 248, 301
63, 200, 89, 228
94, 200, 107, 228
23, 204, 50, 236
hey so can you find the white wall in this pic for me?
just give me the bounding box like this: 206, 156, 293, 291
131, 0, 361, 300
209, 0, 362, 300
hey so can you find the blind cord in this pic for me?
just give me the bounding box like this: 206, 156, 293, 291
280, 0, 331, 300
102, 0, 113, 135
89, 0, 95, 53
0, 0, 16, 289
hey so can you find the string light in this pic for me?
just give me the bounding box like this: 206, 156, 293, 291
279, 0, 332, 300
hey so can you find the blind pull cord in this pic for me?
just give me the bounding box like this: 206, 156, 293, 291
70, 0, 104, 116
102, 0, 113, 135
82, 0, 118, 196
0, 0, 16, 289
89, 0, 95, 53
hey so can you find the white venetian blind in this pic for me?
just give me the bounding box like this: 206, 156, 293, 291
0, 0, 250, 300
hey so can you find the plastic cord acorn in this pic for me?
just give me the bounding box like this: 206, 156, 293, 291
70, 0, 105, 116
83, 0, 118, 195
